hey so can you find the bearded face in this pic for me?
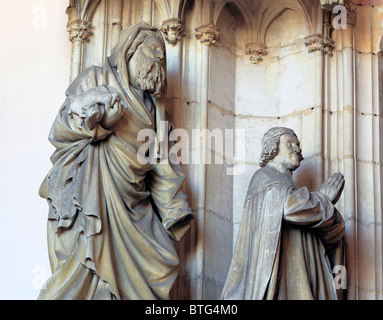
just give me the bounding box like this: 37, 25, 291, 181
129, 35, 166, 99
135, 46, 166, 98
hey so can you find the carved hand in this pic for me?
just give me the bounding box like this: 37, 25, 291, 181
100, 87, 125, 128
319, 172, 345, 204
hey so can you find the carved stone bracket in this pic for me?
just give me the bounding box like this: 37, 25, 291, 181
245, 42, 268, 64
66, 0, 101, 43
161, 19, 185, 45
67, 19, 92, 42
195, 24, 219, 46
304, 34, 335, 56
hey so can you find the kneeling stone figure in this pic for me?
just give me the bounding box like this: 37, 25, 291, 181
222, 127, 346, 300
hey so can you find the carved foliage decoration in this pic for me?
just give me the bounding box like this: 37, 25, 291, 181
161, 19, 185, 45
66, 0, 101, 42
245, 42, 268, 64
195, 24, 219, 46
304, 34, 335, 56
67, 19, 92, 42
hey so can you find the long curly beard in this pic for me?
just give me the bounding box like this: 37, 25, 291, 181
135, 47, 166, 99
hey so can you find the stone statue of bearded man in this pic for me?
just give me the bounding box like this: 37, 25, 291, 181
38, 22, 193, 300
222, 127, 346, 300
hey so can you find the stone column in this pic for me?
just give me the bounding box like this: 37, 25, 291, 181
353, 3, 383, 300
194, 23, 219, 300
304, 33, 334, 190
110, 0, 123, 49
323, 13, 334, 179
330, 29, 344, 189
161, 18, 186, 299
341, 0, 357, 299
67, 19, 92, 82
311, 0, 383, 301
371, 32, 383, 302
161, 19, 185, 127
66, 0, 101, 82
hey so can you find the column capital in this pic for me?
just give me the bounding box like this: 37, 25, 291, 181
161, 19, 184, 45
304, 34, 335, 56
67, 19, 92, 42
65, 0, 101, 43
245, 42, 268, 64
195, 24, 219, 46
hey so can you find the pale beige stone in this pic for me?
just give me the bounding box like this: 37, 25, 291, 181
26, 0, 383, 300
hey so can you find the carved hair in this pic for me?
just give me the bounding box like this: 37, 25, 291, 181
259, 127, 297, 167
125, 30, 165, 62
259, 136, 280, 167
135, 46, 166, 98
108, 22, 167, 97
126, 30, 167, 98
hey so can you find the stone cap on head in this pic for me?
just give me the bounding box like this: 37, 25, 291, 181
262, 127, 297, 148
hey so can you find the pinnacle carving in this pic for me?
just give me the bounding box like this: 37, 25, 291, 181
161, 19, 184, 45
245, 42, 268, 64
195, 24, 219, 46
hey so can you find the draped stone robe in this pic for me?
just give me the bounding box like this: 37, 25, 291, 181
38, 24, 193, 300
221, 162, 346, 300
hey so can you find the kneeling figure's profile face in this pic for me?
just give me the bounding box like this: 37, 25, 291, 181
274, 134, 302, 171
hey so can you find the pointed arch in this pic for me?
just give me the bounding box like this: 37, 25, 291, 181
68, 0, 101, 21
154, 0, 172, 21
258, 0, 313, 44
212, 0, 255, 42
154, 0, 194, 23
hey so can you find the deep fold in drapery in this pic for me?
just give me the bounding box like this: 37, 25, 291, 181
38, 22, 193, 300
